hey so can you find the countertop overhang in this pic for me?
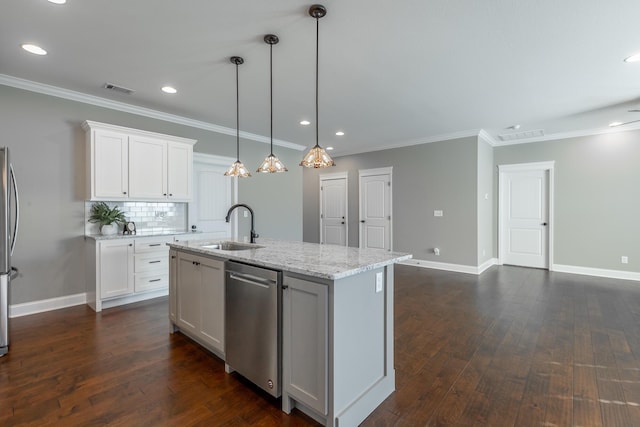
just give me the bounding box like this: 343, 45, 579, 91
168, 238, 412, 280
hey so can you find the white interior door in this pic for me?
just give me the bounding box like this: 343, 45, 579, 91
359, 168, 392, 251
189, 154, 237, 238
319, 174, 347, 246
500, 167, 550, 268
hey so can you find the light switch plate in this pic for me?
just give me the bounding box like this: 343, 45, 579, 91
434, 210, 443, 217
375, 272, 383, 293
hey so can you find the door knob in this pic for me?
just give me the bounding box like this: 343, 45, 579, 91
542, 222, 548, 226
341, 222, 345, 225
360, 220, 365, 223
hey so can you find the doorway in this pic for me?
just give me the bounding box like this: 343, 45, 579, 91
319, 172, 348, 246
189, 153, 238, 238
359, 167, 392, 251
498, 161, 554, 269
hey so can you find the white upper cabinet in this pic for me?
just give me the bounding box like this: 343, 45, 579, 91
91, 129, 129, 200
129, 135, 168, 200
167, 141, 192, 201
83, 121, 196, 202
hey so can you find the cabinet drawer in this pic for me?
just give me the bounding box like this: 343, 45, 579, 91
135, 252, 169, 273
135, 272, 168, 293
135, 237, 172, 252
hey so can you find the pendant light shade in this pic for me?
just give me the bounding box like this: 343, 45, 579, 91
257, 34, 288, 173
225, 56, 251, 177
300, 4, 335, 168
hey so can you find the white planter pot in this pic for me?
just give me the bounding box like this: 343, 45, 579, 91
100, 223, 118, 235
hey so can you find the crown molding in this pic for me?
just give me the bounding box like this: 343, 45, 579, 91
478, 129, 498, 146
489, 123, 640, 146
0, 74, 305, 151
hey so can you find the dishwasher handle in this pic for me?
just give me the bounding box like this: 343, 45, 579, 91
228, 272, 275, 289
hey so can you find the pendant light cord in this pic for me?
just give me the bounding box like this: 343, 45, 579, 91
270, 42, 274, 156
315, 15, 320, 149
235, 61, 240, 162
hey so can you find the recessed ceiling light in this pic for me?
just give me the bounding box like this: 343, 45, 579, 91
21, 44, 47, 55
335, 131, 345, 136
624, 53, 640, 63
48, 0, 67, 4
300, 120, 310, 126
326, 146, 334, 151
161, 86, 177, 94
609, 121, 623, 127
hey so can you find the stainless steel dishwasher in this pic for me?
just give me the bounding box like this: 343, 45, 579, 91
225, 261, 282, 397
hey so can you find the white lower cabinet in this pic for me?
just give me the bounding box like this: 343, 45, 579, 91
174, 251, 225, 355
282, 275, 328, 416
98, 239, 134, 299
87, 236, 173, 312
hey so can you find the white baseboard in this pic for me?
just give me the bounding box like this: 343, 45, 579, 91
400, 258, 498, 275
552, 264, 640, 282
9, 292, 87, 318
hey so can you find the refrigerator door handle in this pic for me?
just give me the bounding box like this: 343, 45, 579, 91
10, 267, 18, 280
9, 164, 18, 256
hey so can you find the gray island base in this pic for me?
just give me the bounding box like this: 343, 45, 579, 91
167, 238, 412, 427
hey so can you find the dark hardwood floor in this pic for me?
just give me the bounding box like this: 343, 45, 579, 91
2, 265, 640, 426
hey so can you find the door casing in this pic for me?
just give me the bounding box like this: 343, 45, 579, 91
319, 172, 348, 246
358, 167, 393, 251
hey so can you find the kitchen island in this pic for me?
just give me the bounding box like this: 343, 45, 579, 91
168, 238, 411, 427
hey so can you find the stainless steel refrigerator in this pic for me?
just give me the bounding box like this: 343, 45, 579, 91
0, 147, 19, 357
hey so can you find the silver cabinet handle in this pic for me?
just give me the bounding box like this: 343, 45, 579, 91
228, 273, 274, 289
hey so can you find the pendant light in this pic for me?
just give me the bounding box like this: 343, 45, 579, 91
257, 34, 288, 173
300, 4, 336, 168
224, 56, 251, 177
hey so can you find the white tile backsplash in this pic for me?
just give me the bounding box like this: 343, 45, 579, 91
85, 201, 187, 235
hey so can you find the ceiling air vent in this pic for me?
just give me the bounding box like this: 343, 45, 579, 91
498, 129, 544, 142
102, 82, 135, 95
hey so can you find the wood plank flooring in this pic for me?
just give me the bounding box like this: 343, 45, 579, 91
2, 265, 640, 426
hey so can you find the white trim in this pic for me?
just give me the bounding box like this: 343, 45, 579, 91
478, 130, 498, 147
498, 161, 555, 269
490, 123, 640, 146
9, 292, 87, 318
193, 152, 236, 165
82, 120, 196, 145
0, 74, 305, 151
552, 264, 640, 282
101, 289, 168, 310
358, 167, 393, 251
400, 258, 498, 275
335, 129, 484, 157
319, 172, 349, 246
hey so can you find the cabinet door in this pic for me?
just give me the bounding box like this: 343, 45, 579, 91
99, 240, 134, 299
176, 253, 200, 334
92, 130, 129, 200
199, 257, 225, 352
167, 142, 192, 201
283, 276, 328, 415
129, 136, 167, 199
169, 250, 177, 322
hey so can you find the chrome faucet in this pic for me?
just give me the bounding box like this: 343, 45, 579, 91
225, 203, 259, 243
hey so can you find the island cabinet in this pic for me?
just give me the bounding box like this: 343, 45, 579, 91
282, 266, 396, 427
172, 251, 225, 357
82, 120, 195, 202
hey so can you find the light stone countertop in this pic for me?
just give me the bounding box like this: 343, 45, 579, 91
168, 238, 412, 280
85, 231, 202, 241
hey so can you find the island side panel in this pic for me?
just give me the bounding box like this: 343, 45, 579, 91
332, 265, 395, 426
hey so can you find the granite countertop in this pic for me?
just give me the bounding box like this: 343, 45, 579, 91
85, 231, 203, 241
168, 238, 412, 280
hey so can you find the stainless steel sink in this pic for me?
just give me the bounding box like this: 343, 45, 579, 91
201, 241, 265, 251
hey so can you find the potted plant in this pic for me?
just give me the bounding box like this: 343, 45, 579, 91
88, 202, 126, 235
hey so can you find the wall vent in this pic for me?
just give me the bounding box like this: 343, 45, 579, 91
102, 82, 135, 95
498, 129, 544, 141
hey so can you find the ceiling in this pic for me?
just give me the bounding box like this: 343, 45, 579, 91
3, 0, 640, 155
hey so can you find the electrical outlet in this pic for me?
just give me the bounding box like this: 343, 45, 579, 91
621, 256, 629, 264
243, 210, 248, 218
243, 236, 249, 243
375, 272, 383, 293
434, 247, 440, 256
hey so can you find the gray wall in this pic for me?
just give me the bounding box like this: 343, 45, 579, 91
477, 137, 495, 265
303, 136, 479, 265
494, 130, 640, 272
0, 84, 302, 304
